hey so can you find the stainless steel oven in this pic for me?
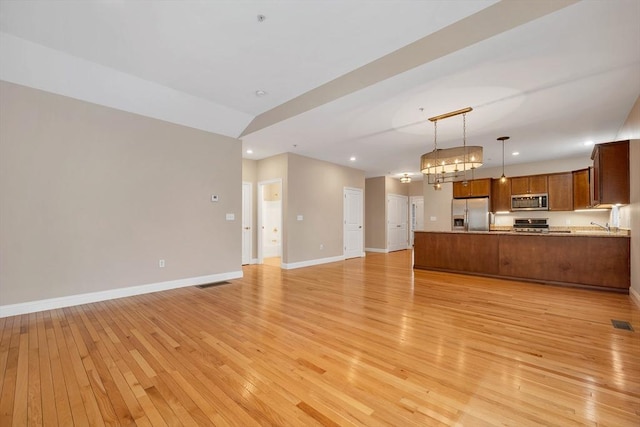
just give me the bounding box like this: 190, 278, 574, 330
513, 218, 549, 233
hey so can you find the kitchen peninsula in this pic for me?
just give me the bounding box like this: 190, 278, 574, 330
413, 230, 630, 292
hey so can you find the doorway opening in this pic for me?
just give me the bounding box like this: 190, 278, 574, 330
258, 179, 282, 266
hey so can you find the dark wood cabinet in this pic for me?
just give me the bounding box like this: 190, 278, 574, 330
511, 175, 547, 195
413, 232, 499, 275
453, 178, 491, 199
498, 234, 629, 290
548, 172, 573, 211
414, 231, 630, 291
591, 140, 629, 206
572, 168, 590, 210
491, 178, 511, 212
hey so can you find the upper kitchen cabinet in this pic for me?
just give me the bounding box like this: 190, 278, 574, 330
591, 140, 629, 206
491, 178, 511, 212
547, 172, 573, 211
511, 174, 548, 195
572, 168, 590, 210
453, 178, 491, 199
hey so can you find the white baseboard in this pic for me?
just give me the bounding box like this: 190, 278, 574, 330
365, 247, 389, 253
344, 252, 366, 260
630, 287, 640, 309
0, 270, 243, 318
281, 255, 345, 270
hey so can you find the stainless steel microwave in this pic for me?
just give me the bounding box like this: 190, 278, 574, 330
511, 194, 548, 211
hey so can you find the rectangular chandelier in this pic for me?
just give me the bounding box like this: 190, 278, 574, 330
420, 107, 483, 188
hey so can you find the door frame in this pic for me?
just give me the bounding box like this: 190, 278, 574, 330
257, 178, 283, 265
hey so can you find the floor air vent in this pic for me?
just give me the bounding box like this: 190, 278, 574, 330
611, 320, 634, 331
196, 281, 231, 289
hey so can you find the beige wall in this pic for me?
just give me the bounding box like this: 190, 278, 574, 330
385, 176, 410, 197
408, 180, 424, 197
242, 153, 364, 265
285, 153, 364, 264
365, 177, 386, 249
615, 95, 639, 302
0, 81, 242, 306
364, 176, 415, 250
423, 181, 455, 231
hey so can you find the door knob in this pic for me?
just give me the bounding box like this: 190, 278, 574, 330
359, 226, 362, 229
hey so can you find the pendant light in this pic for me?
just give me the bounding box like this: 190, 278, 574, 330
420, 107, 483, 190
497, 136, 509, 183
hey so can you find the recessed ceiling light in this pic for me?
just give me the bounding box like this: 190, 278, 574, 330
349, 156, 356, 162
246, 149, 253, 154
255, 90, 267, 97
512, 152, 520, 156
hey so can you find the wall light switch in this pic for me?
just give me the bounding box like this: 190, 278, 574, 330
211, 195, 219, 202
225, 213, 235, 221
430, 216, 437, 221
297, 215, 303, 221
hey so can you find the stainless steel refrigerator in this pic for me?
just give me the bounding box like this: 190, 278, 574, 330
452, 197, 490, 231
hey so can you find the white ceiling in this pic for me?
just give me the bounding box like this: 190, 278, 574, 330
1, 0, 639, 178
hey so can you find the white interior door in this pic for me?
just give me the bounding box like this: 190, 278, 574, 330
242, 182, 252, 265
343, 187, 364, 259
410, 196, 424, 246
387, 194, 408, 252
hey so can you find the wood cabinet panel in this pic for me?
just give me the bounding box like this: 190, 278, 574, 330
511, 175, 547, 194
414, 232, 499, 275
591, 140, 629, 206
548, 172, 573, 211
498, 234, 630, 289
452, 181, 469, 198
510, 177, 529, 195
529, 175, 548, 194
491, 178, 511, 212
453, 178, 491, 199
572, 168, 590, 210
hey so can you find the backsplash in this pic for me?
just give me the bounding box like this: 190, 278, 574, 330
492, 209, 613, 228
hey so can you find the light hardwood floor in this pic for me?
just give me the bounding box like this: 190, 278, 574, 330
1, 250, 638, 426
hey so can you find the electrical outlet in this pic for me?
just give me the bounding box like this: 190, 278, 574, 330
159, 259, 165, 268
319, 244, 324, 250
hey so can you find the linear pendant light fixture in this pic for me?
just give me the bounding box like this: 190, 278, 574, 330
420, 107, 483, 190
